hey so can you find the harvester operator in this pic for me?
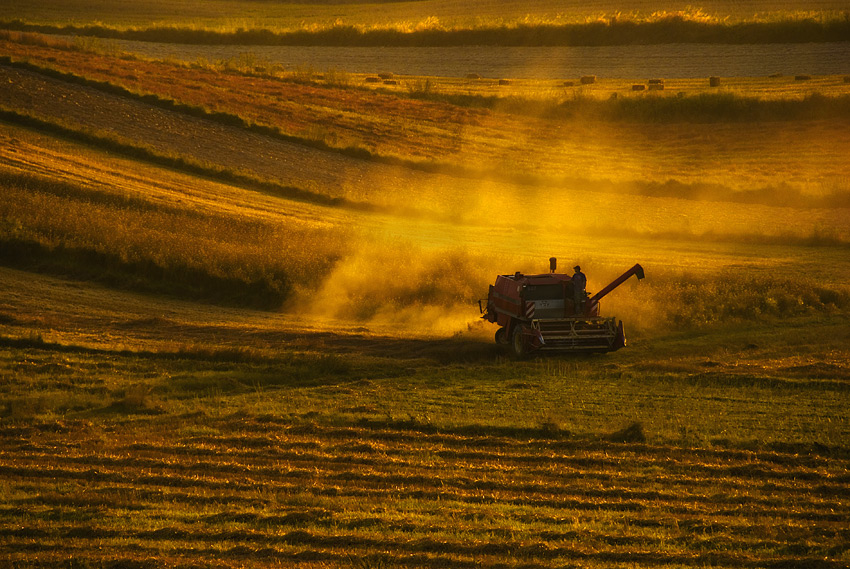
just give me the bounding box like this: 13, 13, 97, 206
572, 265, 587, 314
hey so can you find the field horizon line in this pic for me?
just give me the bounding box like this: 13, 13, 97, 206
3, 17, 850, 47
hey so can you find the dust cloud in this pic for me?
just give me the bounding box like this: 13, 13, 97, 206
286, 228, 850, 339
287, 243, 497, 336
283, 151, 850, 338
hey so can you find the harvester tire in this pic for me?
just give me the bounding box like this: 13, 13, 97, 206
495, 327, 508, 345
510, 325, 527, 359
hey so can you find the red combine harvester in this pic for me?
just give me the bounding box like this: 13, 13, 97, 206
480, 258, 644, 357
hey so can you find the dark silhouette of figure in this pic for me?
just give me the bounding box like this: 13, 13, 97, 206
572, 265, 587, 314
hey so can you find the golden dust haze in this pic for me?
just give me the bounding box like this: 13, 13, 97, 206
1, 2, 849, 341
2, 5, 850, 568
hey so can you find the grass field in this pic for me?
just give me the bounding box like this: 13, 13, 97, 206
3, 0, 850, 31
0, 26, 849, 569
3, 0, 850, 45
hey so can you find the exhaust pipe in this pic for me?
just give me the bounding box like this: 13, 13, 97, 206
549, 257, 557, 273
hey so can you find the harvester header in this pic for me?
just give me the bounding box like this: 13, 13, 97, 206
479, 259, 644, 357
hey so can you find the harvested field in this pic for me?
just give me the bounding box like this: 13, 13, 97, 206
2, 413, 849, 568
0, 25, 848, 569
2, 57, 850, 243
3, 39, 850, 200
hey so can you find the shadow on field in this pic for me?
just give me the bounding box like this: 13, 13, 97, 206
354, 335, 500, 363
0, 325, 500, 364
111, 315, 504, 363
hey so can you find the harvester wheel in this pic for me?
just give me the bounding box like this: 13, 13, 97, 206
495, 327, 508, 345
510, 325, 527, 359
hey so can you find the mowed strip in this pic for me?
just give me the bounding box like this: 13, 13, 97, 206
3, 90, 850, 247
0, 64, 402, 201
0, 61, 501, 219
3, 127, 850, 289
4, 39, 850, 196
1, 418, 847, 568
0, 127, 349, 229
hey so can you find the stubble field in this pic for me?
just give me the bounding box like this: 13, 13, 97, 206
1, 16, 849, 569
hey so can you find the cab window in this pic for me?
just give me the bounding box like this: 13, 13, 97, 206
524, 284, 563, 300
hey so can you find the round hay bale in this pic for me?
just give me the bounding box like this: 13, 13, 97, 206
648, 83, 665, 90
563, 81, 575, 87
383, 79, 398, 85
498, 79, 512, 86
466, 73, 481, 79
843, 76, 850, 84
648, 78, 664, 85
580, 75, 596, 85
364, 77, 380, 83
769, 72, 783, 78
709, 76, 721, 87
631, 84, 646, 91
795, 74, 812, 81
378, 72, 394, 79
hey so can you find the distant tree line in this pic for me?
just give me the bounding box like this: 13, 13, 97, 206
2, 18, 849, 46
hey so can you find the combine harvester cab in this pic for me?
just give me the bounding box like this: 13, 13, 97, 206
480, 258, 644, 358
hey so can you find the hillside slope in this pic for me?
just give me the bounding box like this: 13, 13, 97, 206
4, 38, 850, 201
3, 61, 850, 245
0, 32, 849, 569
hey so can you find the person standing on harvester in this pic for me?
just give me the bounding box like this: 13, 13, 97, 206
572, 265, 587, 314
